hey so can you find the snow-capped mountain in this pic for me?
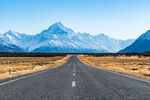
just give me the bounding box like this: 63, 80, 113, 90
28, 22, 134, 53
0, 38, 24, 52
119, 30, 150, 53
1, 30, 34, 51
0, 22, 135, 53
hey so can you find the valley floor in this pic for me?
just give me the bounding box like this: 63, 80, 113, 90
78, 55, 150, 81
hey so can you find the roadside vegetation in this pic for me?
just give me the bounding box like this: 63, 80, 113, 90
0, 55, 70, 81
78, 55, 150, 80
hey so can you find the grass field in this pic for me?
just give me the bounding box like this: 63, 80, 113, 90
0, 55, 70, 81
78, 55, 150, 80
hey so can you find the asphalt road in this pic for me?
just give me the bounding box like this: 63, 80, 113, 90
0, 56, 150, 100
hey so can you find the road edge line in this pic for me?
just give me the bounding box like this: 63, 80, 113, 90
77, 56, 150, 84
0, 58, 69, 86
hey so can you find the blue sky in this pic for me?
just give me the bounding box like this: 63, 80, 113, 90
0, 0, 150, 39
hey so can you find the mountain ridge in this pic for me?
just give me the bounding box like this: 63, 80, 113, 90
119, 30, 150, 53
0, 22, 135, 53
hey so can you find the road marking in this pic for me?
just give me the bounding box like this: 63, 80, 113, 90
73, 62, 75, 72
72, 62, 76, 87
72, 81, 76, 87
0, 62, 68, 86
0, 72, 43, 86
73, 73, 76, 76
85, 63, 150, 84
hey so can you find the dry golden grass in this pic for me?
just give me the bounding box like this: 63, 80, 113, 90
0, 55, 71, 81
78, 55, 150, 80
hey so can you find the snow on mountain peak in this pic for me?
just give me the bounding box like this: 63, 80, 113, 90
53, 22, 63, 27
97, 33, 108, 37
4, 30, 21, 38
7, 30, 14, 33
45, 22, 75, 35
48, 22, 65, 30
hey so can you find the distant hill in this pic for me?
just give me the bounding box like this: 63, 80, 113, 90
0, 22, 134, 53
119, 30, 150, 53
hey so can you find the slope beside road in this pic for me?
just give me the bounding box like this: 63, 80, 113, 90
0, 56, 150, 100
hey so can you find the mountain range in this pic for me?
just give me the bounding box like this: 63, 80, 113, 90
119, 30, 150, 53
0, 22, 135, 53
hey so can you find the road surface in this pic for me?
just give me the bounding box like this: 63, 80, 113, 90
0, 56, 150, 100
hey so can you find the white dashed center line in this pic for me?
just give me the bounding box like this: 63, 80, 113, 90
73, 73, 76, 76
73, 62, 75, 73
72, 62, 76, 88
72, 81, 76, 87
